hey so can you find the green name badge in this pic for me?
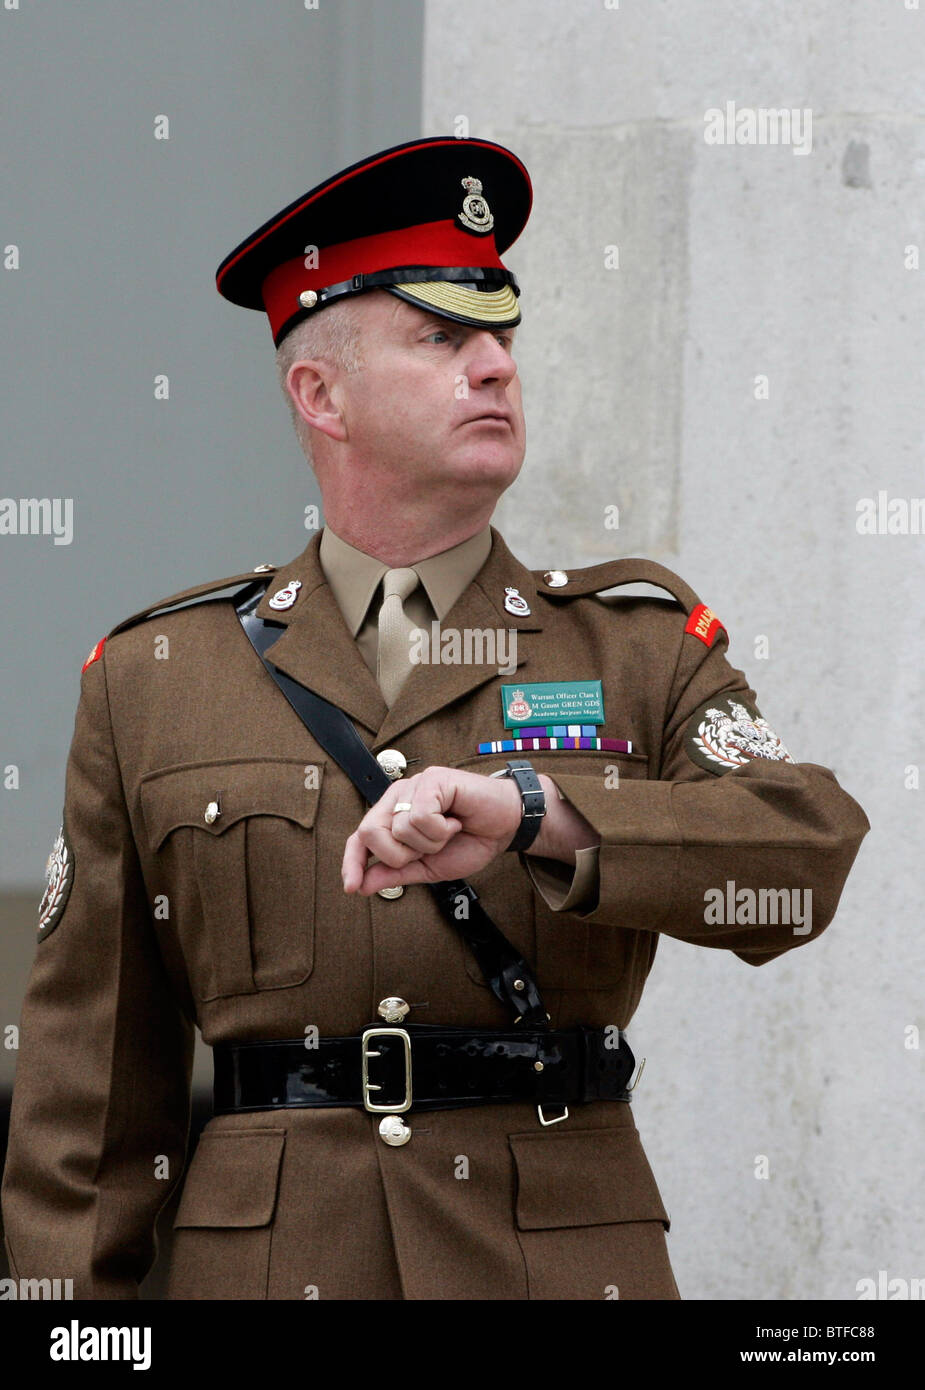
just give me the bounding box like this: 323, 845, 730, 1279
501, 679, 605, 729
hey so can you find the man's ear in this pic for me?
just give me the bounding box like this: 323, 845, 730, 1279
286, 359, 349, 444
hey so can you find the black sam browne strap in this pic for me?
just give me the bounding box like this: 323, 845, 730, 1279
233, 582, 550, 1028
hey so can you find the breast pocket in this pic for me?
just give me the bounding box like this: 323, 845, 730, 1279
140, 758, 323, 1001
455, 749, 648, 991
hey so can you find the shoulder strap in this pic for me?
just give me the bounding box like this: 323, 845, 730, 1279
534, 557, 701, 612
534, 557, 728, 648
234, 584, 549, 1029
106, 566, 279, 640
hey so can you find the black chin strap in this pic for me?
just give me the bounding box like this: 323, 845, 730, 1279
234, 583, 549, 1028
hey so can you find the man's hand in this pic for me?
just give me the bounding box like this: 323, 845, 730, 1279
341, 766, 521, 894
341, 767, 600, 895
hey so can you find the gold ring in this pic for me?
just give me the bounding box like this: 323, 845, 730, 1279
392, 802, 413, 814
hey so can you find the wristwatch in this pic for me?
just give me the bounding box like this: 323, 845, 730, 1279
489, 758, 546, 852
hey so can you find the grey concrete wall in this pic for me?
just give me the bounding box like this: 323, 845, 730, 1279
424, 0, 925, 1299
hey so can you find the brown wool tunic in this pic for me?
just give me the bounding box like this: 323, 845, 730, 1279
0, 524, 869, 1300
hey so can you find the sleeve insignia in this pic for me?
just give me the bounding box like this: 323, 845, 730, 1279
37, 822, 75, 941
684, 695, 795, 775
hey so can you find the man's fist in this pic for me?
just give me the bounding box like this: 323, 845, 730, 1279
341, 765, 525, 895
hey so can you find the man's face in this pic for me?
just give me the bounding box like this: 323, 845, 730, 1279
330, 291, 526, 496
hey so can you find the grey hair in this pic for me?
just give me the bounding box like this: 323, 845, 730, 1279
275, 299, 365, 466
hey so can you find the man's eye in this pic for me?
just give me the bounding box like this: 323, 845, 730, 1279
425, 330, 450, 344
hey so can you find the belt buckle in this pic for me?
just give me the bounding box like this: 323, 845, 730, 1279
361, 1027, 412, 1113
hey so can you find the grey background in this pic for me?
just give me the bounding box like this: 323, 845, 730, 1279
3, 0, 923, 1300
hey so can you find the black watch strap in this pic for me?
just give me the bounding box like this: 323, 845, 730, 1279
496, 758, 546, 852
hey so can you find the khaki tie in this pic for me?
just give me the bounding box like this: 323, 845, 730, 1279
376, 567, 421, 704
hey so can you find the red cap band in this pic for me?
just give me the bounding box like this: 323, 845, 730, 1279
260, 218, 504, 342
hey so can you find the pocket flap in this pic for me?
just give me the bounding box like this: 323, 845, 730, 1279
510, 1126, 670, 1231
141, 758, 323, 850
174, 1128, 286, 1228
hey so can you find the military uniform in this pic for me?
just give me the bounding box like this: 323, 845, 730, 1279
1, 137, 869, 1300
1, 521, 869, 1299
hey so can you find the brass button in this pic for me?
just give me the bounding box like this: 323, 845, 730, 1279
534, 1060, 545, 1072
299, 289, 318, 309
377, 997, 410, 1022
378, 1115, 412, 1146
204, 801, 220, 825
543, 570, 569, 587
376, 748, 407, 781
377, 885, 404, 900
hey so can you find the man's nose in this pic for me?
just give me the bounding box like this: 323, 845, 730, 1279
465, 332, 518, 388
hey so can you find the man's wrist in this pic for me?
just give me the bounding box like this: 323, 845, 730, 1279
494, 758, 546, 852
526, 774, 601, 865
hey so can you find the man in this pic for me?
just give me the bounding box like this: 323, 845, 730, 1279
2, 136, 869, 1300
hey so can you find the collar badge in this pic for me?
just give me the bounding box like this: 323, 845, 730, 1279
268, 579, 303, 611
503, 586, 531, 617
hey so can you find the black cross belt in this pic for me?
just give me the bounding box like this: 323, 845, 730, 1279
233, 581, 550, 1028
212, 1025, 636, 1116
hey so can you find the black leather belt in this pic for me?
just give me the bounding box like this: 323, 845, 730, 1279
213, 1025, 636, 1120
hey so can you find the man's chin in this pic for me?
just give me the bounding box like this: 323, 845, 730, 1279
445, 444, 524, 490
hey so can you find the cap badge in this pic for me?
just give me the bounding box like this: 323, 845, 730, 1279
457, 176, 495, 235
503, 586, 531, 617
268, 579, 303, 611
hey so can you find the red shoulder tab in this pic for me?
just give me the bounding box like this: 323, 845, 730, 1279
684, 604, 725, 647
82, 637, 107, 672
